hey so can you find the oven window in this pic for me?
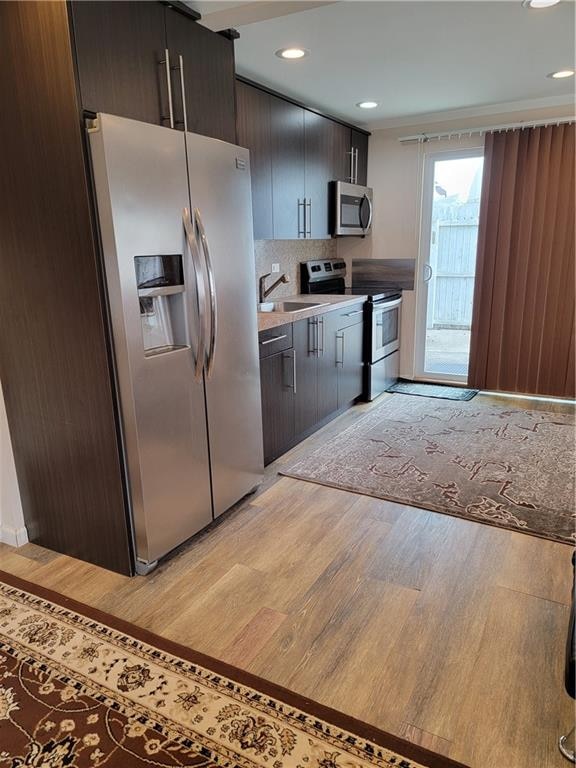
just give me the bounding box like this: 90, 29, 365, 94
376, 307, 399, 348
340, 195, 361, 227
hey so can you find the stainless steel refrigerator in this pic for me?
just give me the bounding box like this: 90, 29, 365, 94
88, 114, 263, 574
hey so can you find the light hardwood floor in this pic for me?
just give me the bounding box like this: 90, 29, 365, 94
0, 393, 573, 768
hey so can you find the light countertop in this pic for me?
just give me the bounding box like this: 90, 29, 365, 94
257, 294, 367, 332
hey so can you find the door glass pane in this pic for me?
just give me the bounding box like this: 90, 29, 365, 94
424, 156, 484, 378
380, 308, 398, 347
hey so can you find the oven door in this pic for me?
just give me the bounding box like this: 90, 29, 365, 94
372, 297, 402, 361
333, 181, 373, 236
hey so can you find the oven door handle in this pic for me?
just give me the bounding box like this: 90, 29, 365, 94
374, 298, 402, 312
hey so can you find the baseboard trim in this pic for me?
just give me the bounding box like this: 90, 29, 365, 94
0, 524, 29, 548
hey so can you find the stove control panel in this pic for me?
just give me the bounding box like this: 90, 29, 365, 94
301, 259, 346, 283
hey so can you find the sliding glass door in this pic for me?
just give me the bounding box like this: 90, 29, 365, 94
415, 148, 484, 383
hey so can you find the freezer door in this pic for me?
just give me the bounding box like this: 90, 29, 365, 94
89, 114, 213, 567
185, 132, 264, 516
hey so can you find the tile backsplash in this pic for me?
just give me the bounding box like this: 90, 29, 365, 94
254, 240, 337, 299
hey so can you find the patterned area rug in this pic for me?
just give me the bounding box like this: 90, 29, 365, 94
0, 571, 466, 768
283, 396, 575, 544
386, 382, 478, 401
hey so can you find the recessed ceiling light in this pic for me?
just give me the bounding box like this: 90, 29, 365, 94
548, 69, 575, 78
357, 101, 379, 109
522, 0, 561, 7
275, 48, 307, 60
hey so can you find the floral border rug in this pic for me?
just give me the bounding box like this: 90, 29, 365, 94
0, 570, 466, 768
283, 396, 575, 544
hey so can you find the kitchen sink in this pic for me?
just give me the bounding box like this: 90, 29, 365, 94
259, 300, 329, 313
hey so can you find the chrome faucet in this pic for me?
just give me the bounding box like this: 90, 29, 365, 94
259, 273, 290, 304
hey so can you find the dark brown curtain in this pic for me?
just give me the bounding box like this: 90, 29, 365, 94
468, 123, 575, 398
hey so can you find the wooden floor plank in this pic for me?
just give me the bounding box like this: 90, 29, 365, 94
401, 723, 453, 757
450, 586, 573, 768
497, 531, 573, 606
360, 518, 511, 739
221, 606, 288, 667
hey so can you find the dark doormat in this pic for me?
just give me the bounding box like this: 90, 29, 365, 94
386, 380, 478, 400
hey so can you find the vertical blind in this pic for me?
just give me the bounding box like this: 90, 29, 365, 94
468, 123, 575, 398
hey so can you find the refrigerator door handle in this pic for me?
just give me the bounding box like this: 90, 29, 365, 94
177, 55, 188, 132
193, 207, 217, 379
159, 49, 174, 129
182, 207, 207, 379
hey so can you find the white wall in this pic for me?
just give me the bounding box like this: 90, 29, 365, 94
0, 385, 27, 547
338, 102, 575, 379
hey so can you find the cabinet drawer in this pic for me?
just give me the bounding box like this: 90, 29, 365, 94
328, 303, 366, 329
259, 324, 293, 358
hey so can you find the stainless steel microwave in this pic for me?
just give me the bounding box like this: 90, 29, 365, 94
331, 180, 373, 237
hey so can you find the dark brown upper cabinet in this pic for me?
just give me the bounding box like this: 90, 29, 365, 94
351, 129, 369, 186
71, 2, 236, 143
71, 1, 167, 126
235, 80, 369, 240
236, 81, 273, 240
165, 8, 236, 143
270, 95, 305, 240
331, 121, 353, 184
304, 111, 334, 239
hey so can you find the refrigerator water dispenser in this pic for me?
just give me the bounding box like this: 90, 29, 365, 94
135, 255, 187, 356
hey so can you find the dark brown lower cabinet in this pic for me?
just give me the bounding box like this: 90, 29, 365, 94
260, 306, 365, 465
336, 321, 364, 407
294, 318, 318, 435
316, 313, 339, 421
259, 348, 296, 465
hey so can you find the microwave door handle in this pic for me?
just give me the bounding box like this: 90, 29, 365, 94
360, 194, 373, 231
182, 208, 207, 379
194, 207, 217, 379
365, 195, 373, 230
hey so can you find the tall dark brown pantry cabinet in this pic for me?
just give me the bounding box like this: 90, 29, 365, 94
0, 1, 238, 574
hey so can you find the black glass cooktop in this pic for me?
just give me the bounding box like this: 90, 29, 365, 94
345, 287, 401, 301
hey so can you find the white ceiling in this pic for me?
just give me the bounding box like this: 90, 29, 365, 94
212, 1, 576, 127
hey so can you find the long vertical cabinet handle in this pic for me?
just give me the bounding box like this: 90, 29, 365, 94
282, 350, 296, 393
182, 208, 207, 379
298, 199, 306, 238
353, 148, 359, 184
336, 332, 344, 367
178, 55, 188, 132
349, 149, 354, 183
319, 316, 325, 356
160, 49, 174, 128
309, 317, 317, 356
306, 199, 312, 238
194, 207, 217, 378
